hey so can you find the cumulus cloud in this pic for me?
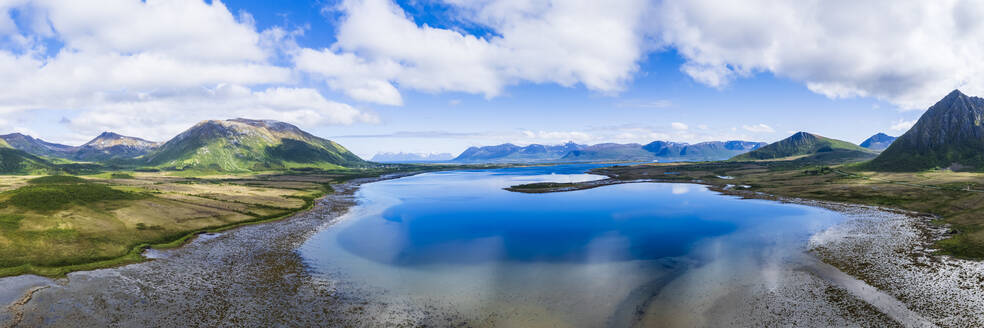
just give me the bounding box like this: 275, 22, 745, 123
742, 124, 774, 133
0, 0, 374, 143
66, 84, 378, 142
655, 0, 984, 109
296, 0, 650, 104
671, 122, 688, 130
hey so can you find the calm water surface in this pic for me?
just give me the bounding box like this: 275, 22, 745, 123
300, 164, 846, 326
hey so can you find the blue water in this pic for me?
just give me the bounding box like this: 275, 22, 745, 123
300, 164, 846, 326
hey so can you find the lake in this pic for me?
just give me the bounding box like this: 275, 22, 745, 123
300, 164, 847, 326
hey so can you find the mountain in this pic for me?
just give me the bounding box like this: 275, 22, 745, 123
371, 152, 455, 163
453, 142, 585, 163
677, 141, 765, 161
142, 118, 366, 171
859, 133, 897, 151
72, 132, 160, 161
0, 131, 159, 162
0, 133, 74, 158
730, 132, 874, 161
562, 143, 653, 161
454, 140, 765, 163
868, 90, 984, 171
0, 141, 55, 174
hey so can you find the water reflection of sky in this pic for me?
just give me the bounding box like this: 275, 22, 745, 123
300, 164, 846, 326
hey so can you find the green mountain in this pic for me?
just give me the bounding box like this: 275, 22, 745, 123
859, 133, 897, 151
730, 132, 874, 161
868, 90, 984, 171
73, 132, 160, 162
0, 143, 56, 174
141, 118, 366, 171
0, 131, 159, 162
0, 133, 75, 158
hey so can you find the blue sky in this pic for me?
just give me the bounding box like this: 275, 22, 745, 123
0, 1, 962, 158
222, 0, 920, 157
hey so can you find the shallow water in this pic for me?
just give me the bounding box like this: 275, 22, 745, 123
300, 164, 848, 326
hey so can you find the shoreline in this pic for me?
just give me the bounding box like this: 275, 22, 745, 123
507, 176, 979, 326
0, 172, 428, 327
2, 167, 980, 326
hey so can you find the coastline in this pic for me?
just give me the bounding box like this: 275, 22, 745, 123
508, 176, 980, 326
0, 172, 428, 327
2, 167, 980, 326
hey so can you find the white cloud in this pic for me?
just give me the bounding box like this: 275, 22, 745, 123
0, 0, 374, 143
296, 0, 650, 105
671, 122, 688, 130
655, 0, 984, 109
66, 84, 378, 143
890, 119, 917, 132
742, 124, 774, 133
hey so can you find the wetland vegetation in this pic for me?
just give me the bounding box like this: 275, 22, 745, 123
0, 166, 453, 278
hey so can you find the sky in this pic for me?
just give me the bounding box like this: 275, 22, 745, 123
0, 0, 975, 159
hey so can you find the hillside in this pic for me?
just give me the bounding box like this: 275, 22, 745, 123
0, 147, 55, 174
0, 133, 74, 158
0, 131, 159, 162
730, 132, 874, 161
73, 132, 160, 161
860, 133, 897, 151
142, 118, 366, 171
868, 90, 984, 171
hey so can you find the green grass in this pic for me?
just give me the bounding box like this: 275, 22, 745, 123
110, 172, 135, 179
0, 214, 23, 230
6, 181, 145, 211
28, 175, 87, 184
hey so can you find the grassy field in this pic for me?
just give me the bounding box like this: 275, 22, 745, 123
0, 167, 429, 278
585, 160, 984, 259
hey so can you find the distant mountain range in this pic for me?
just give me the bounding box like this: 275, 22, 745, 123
869, 90, 984, 171
453, 140, 766, 163
730, 132, 875, 162
860, 133, 897, 151
371, 152, 454, 163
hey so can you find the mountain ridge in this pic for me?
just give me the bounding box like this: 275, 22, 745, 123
142, 118, 366, 171
730, 132, 874, 162
868, 90, 984, 171
860, 133, 897, 151
454, 140, 766, 163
